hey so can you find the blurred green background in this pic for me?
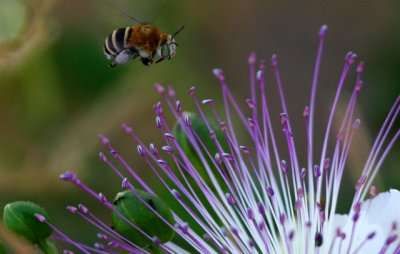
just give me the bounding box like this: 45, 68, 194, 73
0, 0, 399, 251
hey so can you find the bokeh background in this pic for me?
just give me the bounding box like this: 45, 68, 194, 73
0, 0, 399, 251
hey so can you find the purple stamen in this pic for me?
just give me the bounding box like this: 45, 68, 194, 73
368, 232, 376, 240
78, 204, 89, 214
121, 123, 133, 134
256, 70, 264, 82
175, 100, 181, 113
155, 116, 162, 128
370, 185, 378, 197
98, 193, 107, 204
188, 86, 196, 96
345, 52, 357, 63
353, 119, 361, 129
157, 159, 168, 167
212, 68, 225, 81
162, 145, 174, 154
34, 213, 46, 222
246, 99, 256, 110
313, 165, 321, 177
60, 171, 77, 182
152, 237, 161, 246
202, 99, 214, 105
247, 208, 255, 220
295, 200, 302, 210
164, 132, 175, 140
184, 114, 191, 127
319, 25, 328, 37
229, 226, 239, 237
168, 85, 176, 97
280, 113, 288, 125
97, 234, 108, 241
281, 160, 288, 173
149, 143, 158, 155
323, 158, 330, 170
239, 145, 251, 154
226, 193, 235, 206
297, 188, 304, 197
94, 243, 105, 250
355, 80, 363, 92
392, 222, 398, 231
67, 206, 78, 214
248, 51, 256, 64
271, 54, 278, 67
258, 221, 266, 231
98, 134, 109, 145
300, 168, 306, 180
280, 214, 286, 225
121, 178, 130, 189
154, 102, 163, 115
357, 61, 364, 74
267, 186, 274, 197
387, 235, 398, 245
247, 118, 256, 128
136, 145, 145, 156
209, 130, 216, 140
214, 153, 222, 165
303, 106, 310, 117
288, 230, 295, 241
257, 202, 265, 215
355, 175, 367, 190
179, 222, 189, 234
219, 121, 227, 132
171, 189, 182, 200
99, 152, 108, 163
154, 83, 165, 94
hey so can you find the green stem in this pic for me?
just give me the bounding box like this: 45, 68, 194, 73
38, 240, 58, 254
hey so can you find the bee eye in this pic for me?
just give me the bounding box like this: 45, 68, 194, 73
161, 43, 170, 58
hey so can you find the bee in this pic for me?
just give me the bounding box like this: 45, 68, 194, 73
104, 24, 184, 67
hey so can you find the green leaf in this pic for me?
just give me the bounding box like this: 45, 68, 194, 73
3, 201, 52, 245
112, 189, 175, 248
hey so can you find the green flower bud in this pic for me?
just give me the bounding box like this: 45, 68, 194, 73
112, 190, 175, 248
174, 112, 228, 155
3, 201, 52, 245
173, 112, 228, 183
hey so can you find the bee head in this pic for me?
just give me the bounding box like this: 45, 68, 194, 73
157, 26, 184, 61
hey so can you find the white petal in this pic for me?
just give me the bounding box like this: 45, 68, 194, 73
361, 189, 400, 232
328, 189, 400, 253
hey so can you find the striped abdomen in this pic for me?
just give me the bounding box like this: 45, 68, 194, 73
103, 27, 133, 58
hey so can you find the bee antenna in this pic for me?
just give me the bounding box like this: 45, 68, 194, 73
170, 42, 180, 47
171, 25, 185, 39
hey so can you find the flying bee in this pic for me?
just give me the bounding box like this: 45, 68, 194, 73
104, 24, 184, 67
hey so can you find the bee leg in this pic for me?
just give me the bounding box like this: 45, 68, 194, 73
109, 62, 117, 68
155, 58, 165, 64
127, 48, 139, 60
141, 57, 153, 66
